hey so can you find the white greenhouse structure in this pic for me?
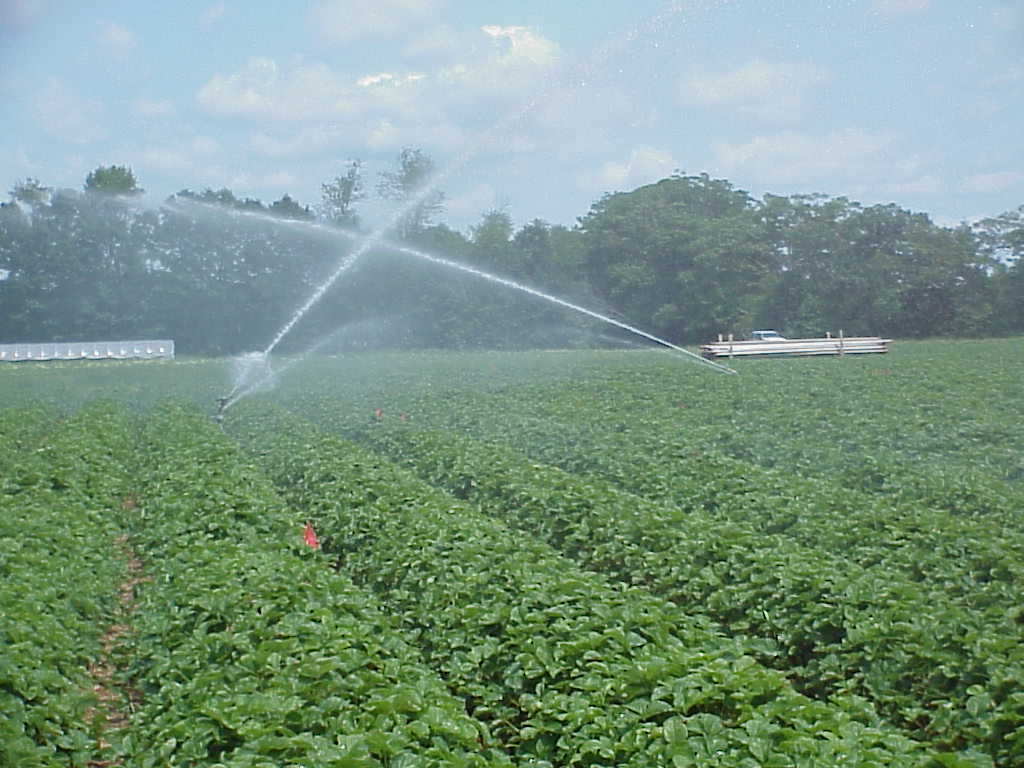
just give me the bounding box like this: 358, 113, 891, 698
0, 340, 174, 363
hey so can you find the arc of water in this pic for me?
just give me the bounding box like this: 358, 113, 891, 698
385, 243, 737, 375
223, 314, 405, 410
170, 198, 739, 397
260, 0, 704, 357
223, 351, 274, 401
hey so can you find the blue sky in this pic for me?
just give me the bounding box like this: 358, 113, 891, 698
1, 0, 1021, 231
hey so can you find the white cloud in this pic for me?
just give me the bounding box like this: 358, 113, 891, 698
880, 174, 943, 198
686, 58, 829, 122
96, 20, 137, 54
587, 146, 678, 192
985, 65, 1023, 88
357, 72, 425, 88
432, 24, 560, 110
248, 125, 345, 158
229, 169, 299, 192
197, 58, 359, 121
31, 77, 106, 144
713, 130, 954, 208
366, 118, 402, 150
138, 139, 298, 199
403, 23, 460, 58
194, 56, 454, 154
137, 137, 223, 176
870, 0, 930, 15
963, 171, 1024, 194
445, 182, 497, 221
191, 22, 561, 161
138, 148, 197, 176
196, 56, 436, 131
200, 2, 226, 27
133, 98, 176, 118
714, 129, 891, 182
308, 0, 438, 44
191, 136, 222, 156
480, 25, 559, 69
194, 22, 560, 155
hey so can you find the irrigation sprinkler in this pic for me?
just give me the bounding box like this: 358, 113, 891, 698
214, 396, 229, 427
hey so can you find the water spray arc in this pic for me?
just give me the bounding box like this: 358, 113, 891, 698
199, 1, 734, 409
175, 202, 736, 378
256, 0, 699, 359
170, 199, 737, 415
385, 242, 737, 375
220, 315, 404, 412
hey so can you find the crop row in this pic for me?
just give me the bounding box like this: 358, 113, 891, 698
250, 345, 1023, 521
228, 402, 959, 767
495, 345, 1024, 505
122, 400, 512, 767
1, 402, 138, 767
352, 422, 1022, 764
336, 352, 1023, 525
339, 391, 1024, 597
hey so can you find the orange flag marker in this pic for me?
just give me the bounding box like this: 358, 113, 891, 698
303, 521, 320, 550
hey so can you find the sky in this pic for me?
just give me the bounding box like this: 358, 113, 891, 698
1, 0, 1022, 232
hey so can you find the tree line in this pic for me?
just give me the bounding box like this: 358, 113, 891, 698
1, 154, 1021, 355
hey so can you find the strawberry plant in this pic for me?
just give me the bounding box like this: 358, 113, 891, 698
354, 422, 1021, 765
122, 401, 511, 767
230, 404, 960, 767
0, 402, 139, 767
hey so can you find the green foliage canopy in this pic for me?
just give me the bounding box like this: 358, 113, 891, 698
0, 160, 1020, 353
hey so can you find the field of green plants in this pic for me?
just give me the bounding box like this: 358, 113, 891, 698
1, 338, 1021, 766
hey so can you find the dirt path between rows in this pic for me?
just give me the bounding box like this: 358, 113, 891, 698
85, 531, 147, 767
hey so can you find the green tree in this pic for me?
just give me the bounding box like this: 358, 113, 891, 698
513, 219, 586, 291
0, 184, 150, 341
320, 160, 363, 229
10, 178, 51, 206
757, 195, 902, 336
976, 205, 1024, 333
268, 194, 314, 220
84, 165, 143, 196
891, 219, 993, 336
470, 209, 515, 272
377, 147, 445, 239
758, 194, 997, 338
158, 188, 331, 353
579, 173, 766, 342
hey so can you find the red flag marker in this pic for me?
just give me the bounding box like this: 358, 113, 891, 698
303, 521, 320, 550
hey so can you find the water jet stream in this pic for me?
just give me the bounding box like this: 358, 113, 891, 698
168, 203, 739, 413
169, 199, 737, 410
222, 315, 401, 410
384, 242, 737, 375
258, 0, 703, 357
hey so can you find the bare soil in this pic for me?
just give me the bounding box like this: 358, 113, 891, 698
85, 531, 147, 766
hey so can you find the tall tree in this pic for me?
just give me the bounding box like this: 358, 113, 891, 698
757, 195, 902, 336
512, 219, 586, 290
377, 147, 445, 239
320, 160, 363, 229
579, 173, 766, 342
10, 178, 51, 206
976, 205, 1024, 333
84, 165, 143, 196
470, 209, 515, 272
268, 194, 314, 220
